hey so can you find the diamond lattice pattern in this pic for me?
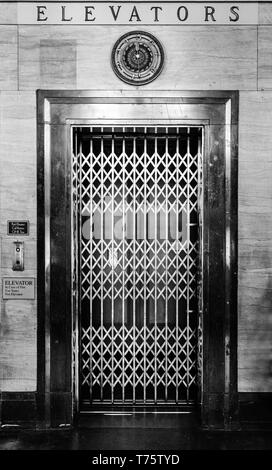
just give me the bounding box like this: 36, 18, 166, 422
73, 126, 202, 404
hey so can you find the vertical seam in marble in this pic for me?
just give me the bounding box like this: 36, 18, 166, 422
75, 39, 78, 89
17, 25, 19, 91
257, 25, 259, 91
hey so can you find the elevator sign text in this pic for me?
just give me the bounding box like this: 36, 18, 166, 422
3, 278, 35, 300
16, 3, 259, 25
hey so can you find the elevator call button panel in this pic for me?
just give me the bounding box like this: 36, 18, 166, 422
12, 241, 24, 271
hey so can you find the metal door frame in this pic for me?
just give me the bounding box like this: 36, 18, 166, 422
37, 90, 238, 430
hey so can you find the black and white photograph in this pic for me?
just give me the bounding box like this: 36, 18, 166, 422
0, 0, 271, 462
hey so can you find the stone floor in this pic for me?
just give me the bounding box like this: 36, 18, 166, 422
0, 411, 271, 450
1, 428, 272, 450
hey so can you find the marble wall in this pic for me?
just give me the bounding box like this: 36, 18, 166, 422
0, 92, 36, 390
0, 1, 272, 392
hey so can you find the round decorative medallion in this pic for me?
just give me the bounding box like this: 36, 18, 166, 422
111, 31, 164, 86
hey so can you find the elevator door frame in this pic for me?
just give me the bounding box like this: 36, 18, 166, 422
37, 90, 238, 430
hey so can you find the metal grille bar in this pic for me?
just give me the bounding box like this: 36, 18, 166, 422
73, 126, 203, 405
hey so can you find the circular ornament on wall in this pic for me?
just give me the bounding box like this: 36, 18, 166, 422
111, 31, 164, 86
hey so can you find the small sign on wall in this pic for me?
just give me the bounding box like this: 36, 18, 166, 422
2, 278, 35, 300
7, 220, 29, 236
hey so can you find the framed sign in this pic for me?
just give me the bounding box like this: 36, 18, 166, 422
7, 220, 29, 236
3, 278, 35, 300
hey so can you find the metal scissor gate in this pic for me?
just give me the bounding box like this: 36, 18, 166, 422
72, 126, 203, 407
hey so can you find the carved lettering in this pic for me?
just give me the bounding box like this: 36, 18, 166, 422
129, 6, 141, 22
150, 6, 163, 22
85, 6, 96, 22
229, 5, 240, 22
204, 6, 216, 22
37, 5, 48, 22
109, 5, 122, 21
177, 6, 189, 22
26, 3, 249, 26
61, 5, 73, 22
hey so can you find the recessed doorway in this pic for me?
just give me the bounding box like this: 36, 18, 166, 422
37, 91, 238, 429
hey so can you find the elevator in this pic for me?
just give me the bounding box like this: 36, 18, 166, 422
37, 91, 238, 428
72, 126, 203, 409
